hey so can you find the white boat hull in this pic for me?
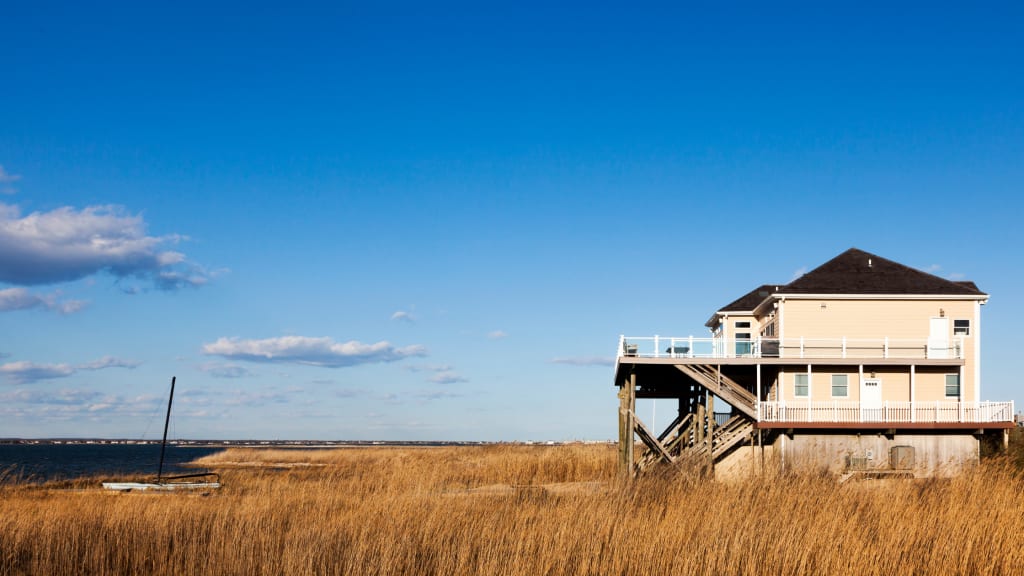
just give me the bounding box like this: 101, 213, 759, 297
102, 481, 221, 491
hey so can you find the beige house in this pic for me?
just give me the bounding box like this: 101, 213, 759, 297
615, 248, 1013, 478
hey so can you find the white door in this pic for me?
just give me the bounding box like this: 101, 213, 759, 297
862, 379, 882, 421
928, 317, 950, 359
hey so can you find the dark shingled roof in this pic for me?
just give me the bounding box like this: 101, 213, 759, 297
709, 248, 986, 324
719, 284, 781, 313
782, 248, 985, 296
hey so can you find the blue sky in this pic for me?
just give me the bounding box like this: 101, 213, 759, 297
1, 2, 1022, 440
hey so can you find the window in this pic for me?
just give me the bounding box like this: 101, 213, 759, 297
735, 321, 751, 328
735, 332, 752, 355
945, 374, 960, 397
794, 374, 809, 397
831, 374, 848, 397
954, 320, 970, 336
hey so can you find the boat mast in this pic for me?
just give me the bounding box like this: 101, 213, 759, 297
157, 376, 176, 481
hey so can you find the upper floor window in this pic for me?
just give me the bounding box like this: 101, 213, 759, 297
954, 320, 970, 336
735, 321, 751, 328
945, 374, 960, 397
794, 374, 809, 397
831, 374, 849, 397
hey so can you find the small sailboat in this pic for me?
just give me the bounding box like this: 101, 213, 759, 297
103, 377, 221, 491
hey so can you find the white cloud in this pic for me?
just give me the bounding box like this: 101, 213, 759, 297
0, 356, 140, 384
0, 202, 211, 290
0, 287, 87, 314
0, 165, 21, 194
390, 310, 416, 323
487, 330, 508, 340
0, 361, 75, 383
0, 388, 162, 421
790, 266, 807, 282
550, 356, 615, 367
201, 335, 427, 368
429, 370, 468, 384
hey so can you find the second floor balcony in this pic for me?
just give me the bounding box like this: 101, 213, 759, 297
619, 335, 967, 361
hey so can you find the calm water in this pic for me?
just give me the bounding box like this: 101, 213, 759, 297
0, 444, 224, 483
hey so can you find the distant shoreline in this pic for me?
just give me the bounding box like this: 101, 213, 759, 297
0, 438, 612, 447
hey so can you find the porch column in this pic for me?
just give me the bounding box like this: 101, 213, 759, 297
858, 364, 864, 423
756, 363, 762, 419
910, 365, 916, 423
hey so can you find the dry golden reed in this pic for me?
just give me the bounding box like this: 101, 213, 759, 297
2, 444, 1024, 575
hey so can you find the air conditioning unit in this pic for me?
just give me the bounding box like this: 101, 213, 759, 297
890, 445, 915, 470
847, 456, 869, 470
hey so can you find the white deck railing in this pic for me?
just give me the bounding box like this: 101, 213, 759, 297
618, 335, 965, 360
758, 400, 1014, 424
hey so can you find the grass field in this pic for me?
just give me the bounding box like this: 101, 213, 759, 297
2, 443, 1024, 575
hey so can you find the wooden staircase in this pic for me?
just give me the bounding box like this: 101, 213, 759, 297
634, 413, 754, 472
687, 415, 755, 460
674, 364, 757, 419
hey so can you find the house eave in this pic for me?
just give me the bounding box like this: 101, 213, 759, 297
773, 293, 989, 302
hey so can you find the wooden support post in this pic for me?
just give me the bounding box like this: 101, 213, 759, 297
695, 396, 705, 446
707, 390, 715, 477
618, 373, 636, 476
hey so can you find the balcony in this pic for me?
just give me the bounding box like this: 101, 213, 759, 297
618, 335, 965, 361
758, 400, 1014, 426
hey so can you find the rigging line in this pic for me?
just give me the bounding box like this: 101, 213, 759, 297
138, 379, 170, 440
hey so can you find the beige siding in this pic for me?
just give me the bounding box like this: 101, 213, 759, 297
772, 367, 958, 403
778, 298, 979, 401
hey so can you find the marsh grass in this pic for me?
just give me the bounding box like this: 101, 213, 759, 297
2, 444, 1023, 575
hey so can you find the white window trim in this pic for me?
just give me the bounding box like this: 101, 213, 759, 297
945, 374, 961, 398
794, 373, 809, 398
831, 374, 849, 398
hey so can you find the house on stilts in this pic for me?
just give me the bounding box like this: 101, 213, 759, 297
614, 248, 1014, 479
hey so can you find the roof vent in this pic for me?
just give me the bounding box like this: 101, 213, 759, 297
868, 258, 873, 268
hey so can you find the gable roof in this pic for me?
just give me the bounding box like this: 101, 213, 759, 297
706, 248, 986, 327
781, 248, 986, 296
719, 284, 781, 313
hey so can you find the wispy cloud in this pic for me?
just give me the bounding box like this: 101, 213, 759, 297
201, 336, 427, 368
390, 310, 416, 324
223, 387, 291, 407
550, 356, 615, 367
414, 390, 462, 402
790, 266, 808, 282
0, 287, 87, 314
0, 165, 21, 195
0, 202, 213, 290
405, 363, 453, 373
79, 356, 142, 371
0, 356, 140, 384
487, 330, 508, 340
405, 363, 466, 383
197, 362, 254, 379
